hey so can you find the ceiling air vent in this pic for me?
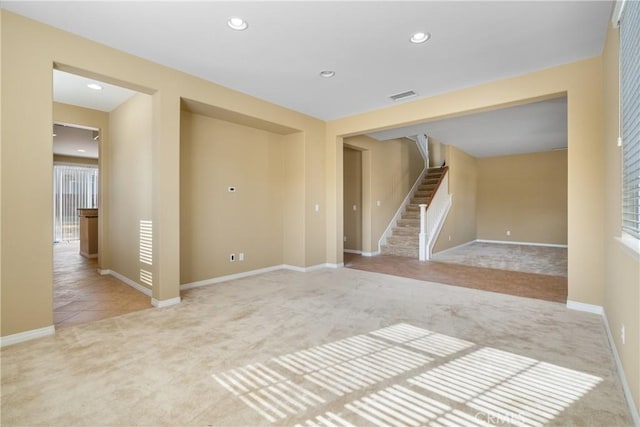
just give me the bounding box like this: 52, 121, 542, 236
390, 90, 418, 102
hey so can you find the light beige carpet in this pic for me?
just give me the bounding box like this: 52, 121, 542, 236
1, 268, 632, 426
432, 242, 568, 277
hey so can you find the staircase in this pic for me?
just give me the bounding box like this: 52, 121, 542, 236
381, 167, 447, 257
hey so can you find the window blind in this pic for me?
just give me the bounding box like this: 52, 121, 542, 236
621, 0, 640, 239
53, 164, 99, 242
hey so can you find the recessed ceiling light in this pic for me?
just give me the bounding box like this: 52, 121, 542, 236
410, 32, 431, 44
87, 83, 103, 90
228, 17, 248, 31
319, 70, 336, 78
77, 149, 86, 153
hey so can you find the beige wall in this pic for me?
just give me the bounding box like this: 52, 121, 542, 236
343, 147, 362, 251
602, 24, 640, 414
327, 57, 604, 307
180, 112, 288, 283
281, 132, 307, 268
343, 136, 423, 254
107, 93, 153, 287
1, 10, 325, 335
428, 138, 446, 168
53, 155, 99, 165
476, 150, 568, 245
432, 145, 478, 253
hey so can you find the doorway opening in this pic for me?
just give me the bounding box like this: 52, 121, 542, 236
52, 68, 152, 328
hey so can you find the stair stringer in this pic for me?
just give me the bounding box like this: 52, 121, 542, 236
375, 166, 428, 255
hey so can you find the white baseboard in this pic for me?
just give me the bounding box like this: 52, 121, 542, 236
475, 239, 568, 248
567, 302, 639, 423
602, 310, 640, 426
0, 325, 55, 348
343, 249, 362, 254
102, 269, 152, 297
151, 296, 181, 308
566, 300, 604, 315
181, 265, 285, 290
342, 249, 381, 257
284, 263, 343, 271
324, 263, 344, 269
181, 263, 341, 291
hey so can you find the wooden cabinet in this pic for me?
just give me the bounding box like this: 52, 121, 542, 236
78, 208, 98, 258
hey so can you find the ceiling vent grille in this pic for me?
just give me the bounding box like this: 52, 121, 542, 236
390, 90, 418, 102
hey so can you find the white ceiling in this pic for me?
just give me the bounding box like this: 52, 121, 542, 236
367, 97, 567, 158
54, 69, 136, 112
2, 1, 612, 122
53, 124, 99, 159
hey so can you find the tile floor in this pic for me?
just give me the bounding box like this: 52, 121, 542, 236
54, 242, 151, 328
345, 251, 568, 303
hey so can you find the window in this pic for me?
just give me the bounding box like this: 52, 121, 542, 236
620, 0, 640, 239
53, 164, 99, 242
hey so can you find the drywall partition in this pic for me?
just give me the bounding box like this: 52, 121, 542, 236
108, 93, 153, 289
53, 102, 109, 268
602, 24, 640, 416
342, 136, 423, 254
432, 145, 478, 253
476, 150, 568, 245
1, 10, 326, 337
283, 132, 306, 268
327, 56, 604, 307
179, 111, 287, 283
53, 155, 99, 166
343, 147, 363, 252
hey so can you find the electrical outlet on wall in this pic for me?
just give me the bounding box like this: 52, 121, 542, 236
506, 230, 511, 236
344, 236, 347, 242
239, 253, 244, 261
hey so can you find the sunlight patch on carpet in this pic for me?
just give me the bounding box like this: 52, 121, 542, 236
212, 323, 601, 426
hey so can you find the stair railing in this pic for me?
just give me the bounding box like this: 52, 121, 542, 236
419, 167, 451, 261
377, 136, 430, 254
416, 134, 429, 170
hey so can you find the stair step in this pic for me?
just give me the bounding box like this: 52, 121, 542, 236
402, 212, 420, 219
386, 234, 418, 245
392, 226, 419, 236
411, 197, 430, 204
381, 244, 419, 258
397, 218, 419, 227
414, 190, 432, 198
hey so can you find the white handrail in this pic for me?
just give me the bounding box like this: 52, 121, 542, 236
416, 134, 429, 170
419, 171, 452, 261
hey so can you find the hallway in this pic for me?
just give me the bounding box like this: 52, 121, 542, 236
54, 242, 151, 328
